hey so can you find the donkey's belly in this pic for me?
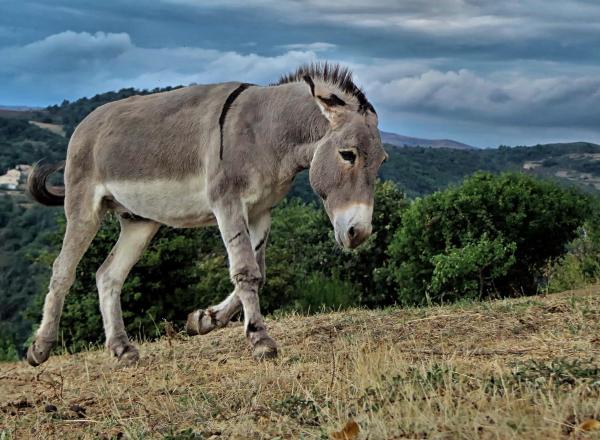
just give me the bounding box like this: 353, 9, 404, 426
104, 177, 215, 228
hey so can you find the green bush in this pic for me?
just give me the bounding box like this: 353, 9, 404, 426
284, 273, 358, 314
545, 199, 600, 292
429, 234, 516, 302
0, 334, 18, 362
383, 172, 590, 304
545, 254, 589, 293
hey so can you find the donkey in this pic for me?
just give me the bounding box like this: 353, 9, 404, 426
26, 63, 387, 367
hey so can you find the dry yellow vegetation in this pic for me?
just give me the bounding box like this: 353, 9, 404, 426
1, 286, 600, 439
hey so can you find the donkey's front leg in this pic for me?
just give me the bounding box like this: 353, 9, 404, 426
186, 213, 270, 336
215, 204, 277, 360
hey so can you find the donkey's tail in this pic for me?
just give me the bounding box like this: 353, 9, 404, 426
27, 161, 66, 206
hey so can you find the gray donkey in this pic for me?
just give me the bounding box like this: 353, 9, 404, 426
26, 63, 387, 367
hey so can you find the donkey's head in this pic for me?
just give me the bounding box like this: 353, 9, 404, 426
299, 66, 387, 249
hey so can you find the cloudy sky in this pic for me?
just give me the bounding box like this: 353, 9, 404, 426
1, 0, 600, 147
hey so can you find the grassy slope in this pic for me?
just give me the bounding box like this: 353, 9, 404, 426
1, 287, 600, 439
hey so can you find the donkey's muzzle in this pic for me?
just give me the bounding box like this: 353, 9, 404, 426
333, 203, 374, 249
346, 224, 371, 249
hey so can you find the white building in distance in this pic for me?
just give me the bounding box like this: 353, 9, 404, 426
0, 165, 32, 190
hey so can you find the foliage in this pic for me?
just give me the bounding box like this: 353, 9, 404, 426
544, 254, 591, 293
0, 194, 57, 353
283, 273, 358, 314
0, 333, 18, 362
545, 199, 600, 292
43, 86, 182, 137
0, 117, 67, 174
383, 172, 590, 305
380, 142, 600, 197
430, 234, 517, 301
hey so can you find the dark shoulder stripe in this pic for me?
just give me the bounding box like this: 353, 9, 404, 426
219, 83, 252, 160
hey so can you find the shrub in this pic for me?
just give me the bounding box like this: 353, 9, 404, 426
0, 333, 18, 362
383, 172, 590, 305
284, 273, 358, 314
545, 199, 600, 292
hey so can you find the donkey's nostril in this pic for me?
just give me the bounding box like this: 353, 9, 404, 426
348, 226, 356, 239
344, 224, 372, 249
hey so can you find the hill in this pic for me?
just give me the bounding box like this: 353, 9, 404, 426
379, 142, 600, 197
380, 130, 476, 149
1, 287, 599, 439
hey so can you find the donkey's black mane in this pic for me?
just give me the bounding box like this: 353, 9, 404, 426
276, 62, 376, 115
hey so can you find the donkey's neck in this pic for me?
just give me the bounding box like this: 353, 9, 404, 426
254, 83, 329, 175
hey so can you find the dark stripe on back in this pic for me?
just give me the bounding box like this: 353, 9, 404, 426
219, 83, 252, 160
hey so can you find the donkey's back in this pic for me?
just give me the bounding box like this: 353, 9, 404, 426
73, 82, 242, 182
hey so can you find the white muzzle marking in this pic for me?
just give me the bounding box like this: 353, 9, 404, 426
333, 203, 373, 249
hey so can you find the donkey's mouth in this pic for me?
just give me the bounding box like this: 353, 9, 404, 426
334, 224, 372, 249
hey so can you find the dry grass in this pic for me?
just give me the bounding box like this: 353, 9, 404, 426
2, 286, 600, 439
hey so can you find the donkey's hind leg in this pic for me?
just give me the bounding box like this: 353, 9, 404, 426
96, 216, 159, 364
27, 205, 103, 366
186, 291, 241, 336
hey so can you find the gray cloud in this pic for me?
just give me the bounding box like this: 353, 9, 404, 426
0, 31, 320, 105
166, 0, 600, 61
277, 42, 337, 52
0, 31, 132, 74
363, 68, 600, 129
1, 1, 600, 145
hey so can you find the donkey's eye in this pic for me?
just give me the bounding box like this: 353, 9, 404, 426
339, 150, 357, 165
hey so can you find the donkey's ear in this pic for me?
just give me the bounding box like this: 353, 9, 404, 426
303, 75, 315, 97
314, 92, 347, 125
303, 75, 348, 125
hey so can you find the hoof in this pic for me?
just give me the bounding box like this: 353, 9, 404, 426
186, 309, 217, 336
115, 344, 139, 366
108, 337, 139, 366
26, 339, 53, 367
252, 337, 278, 361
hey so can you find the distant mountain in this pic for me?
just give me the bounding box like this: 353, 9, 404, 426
377, 142, 600, 197
380, 131, 476, 150
0, 105, 42, 111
